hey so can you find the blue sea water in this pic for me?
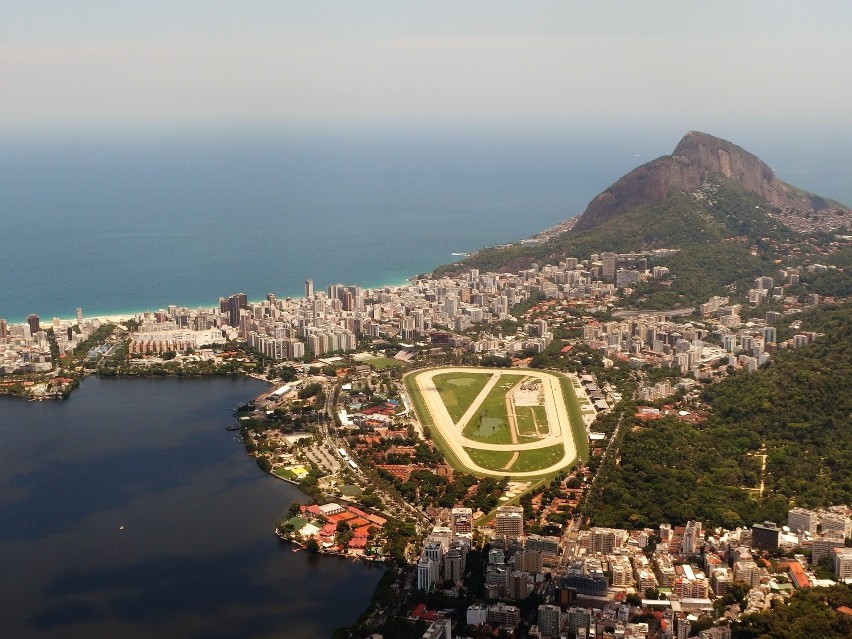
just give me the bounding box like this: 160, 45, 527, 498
1, 124, 850, 323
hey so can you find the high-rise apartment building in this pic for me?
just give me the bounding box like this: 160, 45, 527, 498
486, 603, 520, 628
833, 548, 852, 580
27, 314, 40, 335
751, 521, 781, 551
537, 604, 562, 637
682, 521, 703, 555
512, 549, 543, 574
787, 507, 817, 535
418, 555, 439, 592
820, 512, 852, 539
733, 560, 760, 586
812, 534, 844, 564
226, 293, 247, 328
600, 252, 617, 281
445, 541, 467, 584
451, 507, 473, 537
495, 506, 524, 539
526, 534, 560, 556
589, 527, 625, 554
506, 570, 531, 600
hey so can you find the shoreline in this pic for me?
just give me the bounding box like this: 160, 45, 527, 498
5, 275, 420, 327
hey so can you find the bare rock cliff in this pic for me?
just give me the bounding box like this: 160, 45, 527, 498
574, 131, 828, 232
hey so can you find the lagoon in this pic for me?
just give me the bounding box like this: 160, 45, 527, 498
0, 376, 383, 639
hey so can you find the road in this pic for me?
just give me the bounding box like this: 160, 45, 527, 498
612, 307, 695, 319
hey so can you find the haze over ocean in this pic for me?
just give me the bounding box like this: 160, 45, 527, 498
2, 124, 851, 324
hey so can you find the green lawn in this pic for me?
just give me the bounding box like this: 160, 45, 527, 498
464, 447, 515, 472
287, 516, 308, 531
559, 375, 589, 463
367, 357, 405, 370
515, 405, 538, 437
273, 467, 297, 479
464, 444, 566, 474
461, 374, 524, 444
530, 405, 548, 434
515, 404, 550, 437
510, 444, 566, 472
432, 372, 492, 422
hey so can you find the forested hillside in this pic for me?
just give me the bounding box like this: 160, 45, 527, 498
437, 180, 811, 306
585, 302, 852, 529
733, 584, 852, 639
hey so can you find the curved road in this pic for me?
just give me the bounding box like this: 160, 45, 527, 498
412, 367, 579, 477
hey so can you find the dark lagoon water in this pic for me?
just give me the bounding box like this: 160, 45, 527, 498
0, 376, 384, 639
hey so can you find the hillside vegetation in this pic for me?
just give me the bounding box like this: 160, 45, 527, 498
733, 584, 852, 639
584, 302, 852, 529
440, 180, 793, 306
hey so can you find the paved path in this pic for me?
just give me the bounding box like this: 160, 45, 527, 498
412, 367, 579, 477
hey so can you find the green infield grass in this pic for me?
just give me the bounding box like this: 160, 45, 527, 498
510, 444, 566, 472
405, 372, 467, 471
514, 405, 538, 437
432, 372, 492, 422
464, 447, 515, 472
530, 405, 548, 434
461, 373, 524, 444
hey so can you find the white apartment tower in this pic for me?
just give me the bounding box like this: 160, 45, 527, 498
495, 506, 524, 539
787, 507, 817, 535
418, 555, 439, 592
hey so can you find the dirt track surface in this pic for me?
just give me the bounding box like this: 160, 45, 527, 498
411, 367, 578, 477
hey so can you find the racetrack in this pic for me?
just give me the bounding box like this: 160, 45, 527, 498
410, 367, 580, 477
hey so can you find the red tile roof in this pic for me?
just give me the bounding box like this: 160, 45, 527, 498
788, 562, 810, 589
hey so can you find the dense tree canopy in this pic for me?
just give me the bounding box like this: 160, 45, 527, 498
733, 585, 852, 639
588, 302, 852, 529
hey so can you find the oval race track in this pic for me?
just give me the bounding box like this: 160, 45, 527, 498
409, 367, 580, 477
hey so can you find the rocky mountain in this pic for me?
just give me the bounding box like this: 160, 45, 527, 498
434, 130, 850, 303
574, 130, 843, 232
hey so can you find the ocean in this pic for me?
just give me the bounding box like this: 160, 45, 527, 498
1, 124, 850, 323
0, 376, 385, 639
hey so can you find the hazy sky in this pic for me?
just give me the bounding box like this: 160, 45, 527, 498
3, 1, 851, 131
